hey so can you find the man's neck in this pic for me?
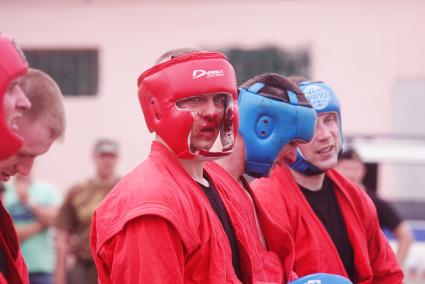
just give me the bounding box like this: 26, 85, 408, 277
95, 174, 116, 184
155, 135, 208, 186
179, 158, 208, 186
215, 156, 244, 183
289, 168, 325, 191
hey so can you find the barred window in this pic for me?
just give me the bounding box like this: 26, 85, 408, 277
223, 46, 311, 84
23, 49, 99, 96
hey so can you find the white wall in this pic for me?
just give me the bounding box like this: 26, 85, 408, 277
1, 0, 424, 193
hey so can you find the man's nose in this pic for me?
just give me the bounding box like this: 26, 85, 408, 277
315, 123, 331, 141
199, 97, 219, 117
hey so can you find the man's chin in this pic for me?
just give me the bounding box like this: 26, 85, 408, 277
316, 159, 338, 172
190, 143, 215, 154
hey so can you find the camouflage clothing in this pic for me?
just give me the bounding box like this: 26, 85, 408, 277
55, 177, 119, 261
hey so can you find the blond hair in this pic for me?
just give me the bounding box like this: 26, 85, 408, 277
155, 48, 200, 64
19, 68, 66, 139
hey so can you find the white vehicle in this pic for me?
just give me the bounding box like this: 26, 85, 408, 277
348, 135, 425, 284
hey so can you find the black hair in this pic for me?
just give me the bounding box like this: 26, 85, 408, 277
239, 73, 310, 106
339, 147, 362, 161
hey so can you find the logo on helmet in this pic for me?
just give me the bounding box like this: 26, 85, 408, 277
304, 85, 331, 110
192, 69, 224, 79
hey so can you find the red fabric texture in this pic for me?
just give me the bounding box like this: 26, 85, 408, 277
91, 141, 283, 284
240, 176, 298, 282
252, 165, 403, 284
0, 201, 28, 284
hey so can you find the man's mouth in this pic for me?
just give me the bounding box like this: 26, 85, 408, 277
199, 127, 217, 138
9, 116, 21, 132
317, 145, 333, 154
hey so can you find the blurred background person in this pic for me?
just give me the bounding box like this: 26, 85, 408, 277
4, 174, 62, 284
54, 139, 120, 284
336, 148, 414, 265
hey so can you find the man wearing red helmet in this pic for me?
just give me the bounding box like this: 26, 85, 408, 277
0, 34, 30, 161
91, 50, 284, 283
0, 33, 30, 284
0, 69, 66, 182
1, 34, 66, 284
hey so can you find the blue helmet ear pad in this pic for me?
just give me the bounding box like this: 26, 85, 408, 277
238, 86, 317, 177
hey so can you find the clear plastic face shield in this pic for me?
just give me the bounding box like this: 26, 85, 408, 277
176, 92, 236, 158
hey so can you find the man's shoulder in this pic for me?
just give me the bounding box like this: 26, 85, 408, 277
327, 169, 376, 213
93, 161, 200, 251
327, 169, 366, 196
205, 161, 237, 183
252, 165, 298, 193
114, 159, 178, 193
96, 160, 195, 222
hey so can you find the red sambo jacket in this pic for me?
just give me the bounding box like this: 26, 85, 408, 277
252, 165, 403, 284
91, 142, 284, 284
0, 201, 28, 284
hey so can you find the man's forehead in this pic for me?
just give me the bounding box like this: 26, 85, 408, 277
318, 112, 336, 118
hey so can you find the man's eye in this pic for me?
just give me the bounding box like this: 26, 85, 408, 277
213, 95, 226, 105
177, 97, 202, 108
185, 97, 204, 104
324, 115, 335, 122
192, 97, 203, 103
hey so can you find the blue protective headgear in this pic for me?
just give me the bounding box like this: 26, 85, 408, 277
238, 82, 317, 177
289, 273, 352, 284
290, 81, 343, 176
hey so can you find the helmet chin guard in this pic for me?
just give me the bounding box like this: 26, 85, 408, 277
137, 52, 238, 159
290, 81, 343, 176
0, 34, 28, 160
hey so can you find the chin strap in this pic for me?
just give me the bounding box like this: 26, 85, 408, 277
290, 151, 323, 176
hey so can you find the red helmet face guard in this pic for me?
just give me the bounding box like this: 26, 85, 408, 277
0, 34, 28, 160
176, 93, 236, 159
137, 52, 239, 159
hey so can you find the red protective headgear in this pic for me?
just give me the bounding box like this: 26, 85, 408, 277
0, 34, 28, 160
137, 52, 239, 159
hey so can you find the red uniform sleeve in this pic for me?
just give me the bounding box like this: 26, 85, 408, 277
98, 215, 185, 284
363, 194, 404, 283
